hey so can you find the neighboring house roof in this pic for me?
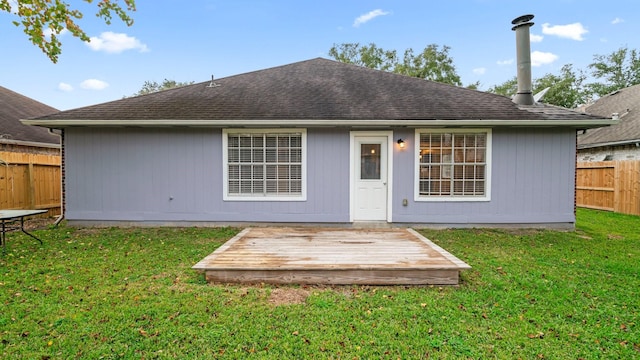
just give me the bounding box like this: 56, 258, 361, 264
25, 58, 611, 128
578, 84, 640, 149
0, 86, 59, 144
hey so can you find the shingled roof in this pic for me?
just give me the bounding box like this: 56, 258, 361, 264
578, 84, 640, 148
1, 86, 59, 144
26, 58, 610, 128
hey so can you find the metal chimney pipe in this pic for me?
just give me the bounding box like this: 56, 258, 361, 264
511, 14, 535, 105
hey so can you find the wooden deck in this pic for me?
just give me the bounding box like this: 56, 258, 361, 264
192, 227, 471, 285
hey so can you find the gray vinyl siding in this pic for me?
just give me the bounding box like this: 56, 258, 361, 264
65, 127, 576, 225
392, 128, 576, 224
64, 128, 350, 222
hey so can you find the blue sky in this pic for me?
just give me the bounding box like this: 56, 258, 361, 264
1, 0, 639, 110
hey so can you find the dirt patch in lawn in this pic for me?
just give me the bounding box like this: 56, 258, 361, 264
268, 288, 310, 306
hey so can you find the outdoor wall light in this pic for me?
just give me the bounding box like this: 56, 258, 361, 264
397, 139, 405, 148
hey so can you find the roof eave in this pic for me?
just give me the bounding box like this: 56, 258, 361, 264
21, 118, 617, 129
578, 138, 640, 149
0, 138, 61, 148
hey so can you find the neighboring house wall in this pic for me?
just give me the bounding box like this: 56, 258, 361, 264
64, 127, 576, 226
577, 144, 640, 162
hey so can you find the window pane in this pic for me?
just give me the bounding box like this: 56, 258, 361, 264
228, 136, 239, 148
361, 144, 381, 180
278, 136, 290, 147
228, 180, 239, 194
291, 180, 302, 193
291, 148, 302, 162
240, 149, 252, 162
252, 136, 264, 147
266, 165, 277, 179
278, 149, 290, 162
266, 135, 277, 148
240, 180, 252, 194
266, 180, 277, 193
266, 149, 277, 163
240, 165, 252, 180
240, 136, 251, 147
228, 165, 239, 180
291, 165, 301, 179
252, 149, 263, 162
228, 149, 239, 162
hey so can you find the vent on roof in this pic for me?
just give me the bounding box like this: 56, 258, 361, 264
511, 14, 535, 105
207, 75, 220, 88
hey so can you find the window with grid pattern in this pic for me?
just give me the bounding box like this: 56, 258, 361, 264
225, 130, 304, 199
417, 130, 489, 199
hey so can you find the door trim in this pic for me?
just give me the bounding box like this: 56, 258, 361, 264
349, 131, 393, 222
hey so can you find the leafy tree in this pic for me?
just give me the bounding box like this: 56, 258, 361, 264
466, 81, 481, 90
132, 79, 194, 96
0, 0, 136, 63
329, 42, 462, 86
487, 76, 518, 97
487, 65, 587, 108
533, 64, 587, 108
328, 43, 397, 72
587, 46, 640, 97
395, 45, 461, 86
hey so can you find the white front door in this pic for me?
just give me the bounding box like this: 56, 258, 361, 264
353, 135, 389, 221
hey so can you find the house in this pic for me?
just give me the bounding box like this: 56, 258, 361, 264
23, 16, 614, 228
0, 86, 60, 154
577, 84, 640, 161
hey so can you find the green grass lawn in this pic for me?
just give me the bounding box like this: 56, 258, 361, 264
1, 209, 638, 359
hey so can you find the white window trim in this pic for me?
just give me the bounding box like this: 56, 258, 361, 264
223, 128, 307, 201
414, 128, 492, 202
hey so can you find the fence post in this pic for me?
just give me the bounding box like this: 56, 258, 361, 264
29, 161, 36, 208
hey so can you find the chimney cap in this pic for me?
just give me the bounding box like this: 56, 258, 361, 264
512, 14, 534, 25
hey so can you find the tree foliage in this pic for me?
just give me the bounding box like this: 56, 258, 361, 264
587, 47, 640, 97
132, 79, 194, 96
533, 65, 587, 109
0, 0, 136, 63
487, 76, 518, 97
488, 65, 587, 108
329, 43, 462, 86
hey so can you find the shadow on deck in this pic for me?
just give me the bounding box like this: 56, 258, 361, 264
192, 227, 471, 285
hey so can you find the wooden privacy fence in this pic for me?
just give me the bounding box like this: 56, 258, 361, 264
0, 151, 61, 216
576, 160, 640, 216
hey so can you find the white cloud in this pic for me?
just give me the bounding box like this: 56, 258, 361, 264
80, 79, 109, 90
497, 59, 514, 66
530, 34, 544, 43
531, 51, 558, 67
353, 9, 390, 27
87, 32, 149, 54
541, 22, 588, 41
472, 67, 486, 75
58, 82, 73, 92
612, 17, 624, 25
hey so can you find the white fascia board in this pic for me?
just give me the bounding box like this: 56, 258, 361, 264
21, 118, 618, 128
